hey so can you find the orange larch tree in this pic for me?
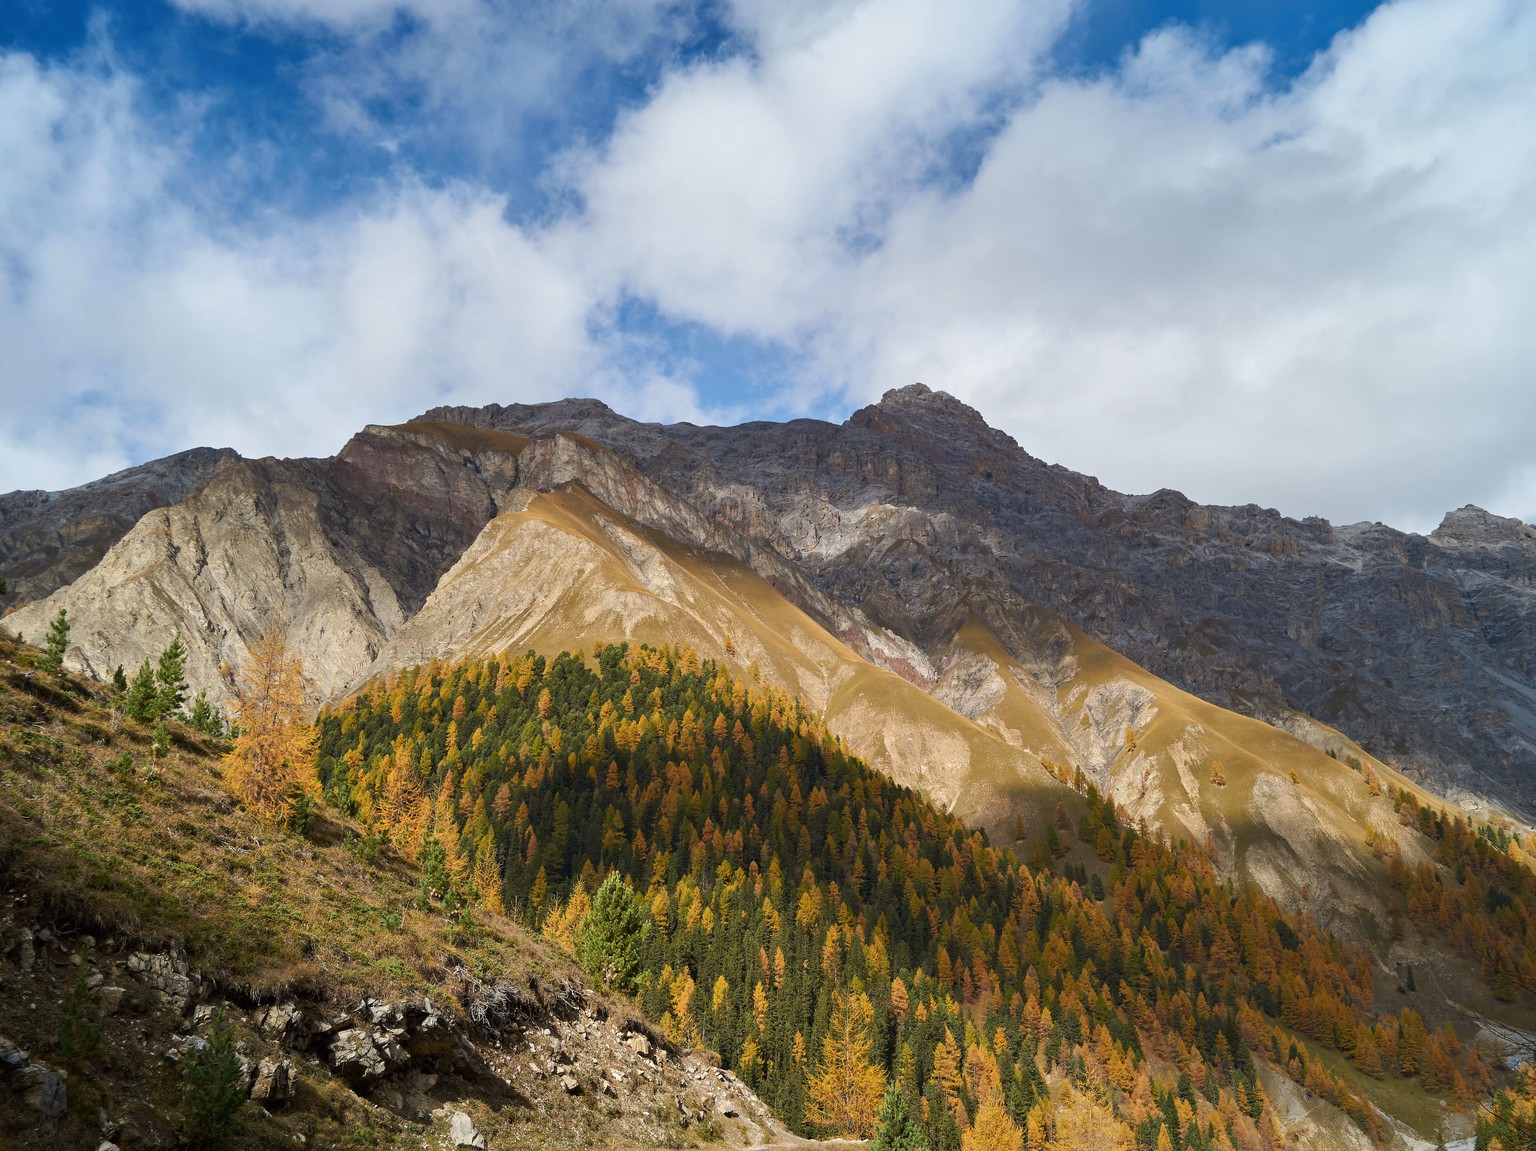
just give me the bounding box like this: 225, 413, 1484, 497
223, 623, 317, 824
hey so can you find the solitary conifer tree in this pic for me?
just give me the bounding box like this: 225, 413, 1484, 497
223, 623, 317, 824
187, 690, 225, 739
39, 607, 69, 672
125, 661, 158, 721
577, 873, 646, 993
872, 1082, 928, 1151
155, 633, 190, 718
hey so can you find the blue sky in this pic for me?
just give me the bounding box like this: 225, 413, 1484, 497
1, 0, 1532, 531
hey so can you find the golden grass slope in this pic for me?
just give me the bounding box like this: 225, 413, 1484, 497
360, 484, 1078, 835
933, 608, 1469, 946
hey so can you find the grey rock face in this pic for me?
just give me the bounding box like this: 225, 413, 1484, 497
126, 951, 205, 1014
250, 1058, 296, 1105
329, 1027, 410, 1084
430, 387, 1536, 803
0, 1036, 67, 1118
19, 1060, 67, 1117
0, 447, 239, 608
255, 1002, 306, 1048
5, 427, 519, 710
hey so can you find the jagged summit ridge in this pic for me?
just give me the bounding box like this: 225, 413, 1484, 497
856, 381, 992, 426
3, 388, 1534, 804
1432, 504, 1536, 547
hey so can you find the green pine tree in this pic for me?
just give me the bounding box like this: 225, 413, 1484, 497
152, 721, 172, 760
155, 633, 190, 718
126, 660, 158, 721
39, 607, 69, 673
181, 1009, 246, 1148
188, 691, 225, 738
577, 873, 647, 994
57, 942, 104, 1069
112, 664, 129, 694
872, 1082, 928, 1151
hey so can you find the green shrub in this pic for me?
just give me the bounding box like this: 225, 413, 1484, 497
182, 1009, 246, 1148
56, 943, 103, 1069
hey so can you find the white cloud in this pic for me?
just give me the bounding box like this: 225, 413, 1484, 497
0, 50, 600, 492
4, 0, 1534, 534
565, 0, 1074, 337
821, 0, 1536, 526
166, 0, 471, 30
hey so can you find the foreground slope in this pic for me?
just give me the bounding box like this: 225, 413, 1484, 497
0, 634, 790, 1151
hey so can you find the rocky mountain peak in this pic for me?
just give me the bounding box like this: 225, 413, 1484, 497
1431, 504, 1536, 548
851, 382, 992, 432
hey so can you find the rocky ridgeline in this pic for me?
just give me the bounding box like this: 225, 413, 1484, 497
429, 388, 1536, 802
4, 386, 1533, 803
0, 904, 781, 1149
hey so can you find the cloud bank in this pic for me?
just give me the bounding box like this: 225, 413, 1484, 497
0, 0, 1532, 531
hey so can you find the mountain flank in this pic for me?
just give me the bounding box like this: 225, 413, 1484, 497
425, 386, 1536, 803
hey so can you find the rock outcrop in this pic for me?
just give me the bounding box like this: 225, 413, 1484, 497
0, 447, 239, 608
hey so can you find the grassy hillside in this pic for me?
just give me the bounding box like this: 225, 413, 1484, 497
0, 632, 778, 1151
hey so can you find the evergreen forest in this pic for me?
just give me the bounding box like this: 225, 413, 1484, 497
314, 644, 1509, 1150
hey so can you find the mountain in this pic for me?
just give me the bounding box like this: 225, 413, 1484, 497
3, 392, 1532, 948
5, 391, 1536, 1146
8, 388, 1533, 808
423, 386, 1536, 806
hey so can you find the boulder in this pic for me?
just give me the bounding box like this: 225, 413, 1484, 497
251, 1058, 295, 1105
165, 1034, 209, 1061
126, 951, 204, 1013
256, 1002, 307, 1048
622, 1032, 652, 1059
359, 998, 404, 1027
329, 1028, 409, 1084
20, 1061, 67, 1118
0, 1036, 27, 1070
559, 1073, 580, 1095
449, 1111, 487, 1149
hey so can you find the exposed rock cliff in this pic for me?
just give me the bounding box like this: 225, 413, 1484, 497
426, 386, 1536, 804
0, 447, 239, 607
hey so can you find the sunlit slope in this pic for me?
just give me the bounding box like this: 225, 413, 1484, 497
361, 484, 1077, 833
359, 479, 1452, 949
936, 606, 1455, 944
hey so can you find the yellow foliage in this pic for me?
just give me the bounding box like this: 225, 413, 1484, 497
805, 989, 887, 1139
963, 1099, 1023, 1151
541, 885, 592, 953
223, 624, 318, 824
1049, 1084, 1132, 1151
